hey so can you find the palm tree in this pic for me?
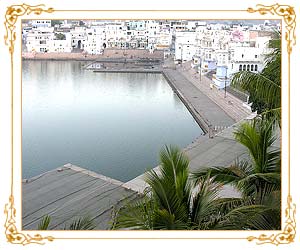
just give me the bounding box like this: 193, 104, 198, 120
112, 146, 224, 230
231, 31, 281, 124
192, 118, 281, 229
37, 215, 95, 230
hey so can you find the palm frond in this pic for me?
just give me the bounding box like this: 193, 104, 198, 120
37, 215, 51, 230
231, 71, 280, 110
144, 145, 190, 218
234, 119, 280, 174
191, 162, 252, 188
66, 216, 95, 230
224, 204, 280, 230
112, 196, 156, 230
190, 181, 220, 227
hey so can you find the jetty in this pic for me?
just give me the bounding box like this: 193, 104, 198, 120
22, 164, 139, 230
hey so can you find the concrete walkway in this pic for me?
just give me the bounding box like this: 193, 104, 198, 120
123, 121, 249, 197
163, 68, 235, 132
22, 164, 139, 230
178, 62, 252, 122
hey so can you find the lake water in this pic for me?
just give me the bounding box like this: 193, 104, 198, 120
22, 61, 203, 182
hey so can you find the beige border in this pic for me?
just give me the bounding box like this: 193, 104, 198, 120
3, 2, 296, 246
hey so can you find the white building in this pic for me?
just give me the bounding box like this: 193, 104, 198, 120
127, 21, 146, 31
25, 27, 54, 52
228, 46, 266, 77
170, 20, 187, 33
31, 20, 51, 28
83, 26, 106, 54
48, 33, 72, 53
70, 26, 87, 49
213, 65, 230, 89
105, 21, 127, 48
145, 21, 159, 50
132, 30, 148, 48
187, 21, 198, 31
156, 30, 172, 50
22, 27, 32, 42
214, 41, 270, 89
175, 32, 197, 62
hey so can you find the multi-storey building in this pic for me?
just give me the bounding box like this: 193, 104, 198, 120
48, 33, 72, 53
31, 20, 51, 28
175, 31, 197, 62
105, 21, 127, 48
26, 27, 54, 52
213, 37, 271, 89
83, 26, 106, 54
70, 26, 87, 49
145, 21, 159, 50
156, 30, 172, 50
127, 21, 146, 31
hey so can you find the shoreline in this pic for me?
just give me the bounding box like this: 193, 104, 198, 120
22, 59, 245, 185
22, 50, 164, 61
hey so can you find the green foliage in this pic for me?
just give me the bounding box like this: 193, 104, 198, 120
51, 20, 62, 27
37, 215, 51, 230
65, 216, 95, 230
55, 33, 66, 40
231, 31, 281, 124
192, 118, 281, 230
112, 146, 223, 230
37, 215, 95, 230
36, 117, 281, 231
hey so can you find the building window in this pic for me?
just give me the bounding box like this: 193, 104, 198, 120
243, 65, 246, 70
255, 65, 258, 71
239, 65, 242, 71
241, 54, 244, 58
247, 65, 250, 71
255, 55, 258, 58
251, 64, 254, 71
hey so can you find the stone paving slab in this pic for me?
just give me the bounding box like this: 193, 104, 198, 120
163, 69, 235, 132
124, 117, 280, 198
22, 164, 138, 230
178, 61, 252, 122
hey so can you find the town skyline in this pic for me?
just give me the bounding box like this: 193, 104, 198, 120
22, 18, 280, 90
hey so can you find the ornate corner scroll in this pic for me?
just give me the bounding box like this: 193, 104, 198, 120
247, 3, 296, 54
247, 195, 296, 245
4, 3, 55, 245
4, 3, 54, 54
4, 195, 54, 245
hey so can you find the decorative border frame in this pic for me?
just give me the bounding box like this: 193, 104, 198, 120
2, 2, 296, 246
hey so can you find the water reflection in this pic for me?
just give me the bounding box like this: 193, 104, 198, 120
22, 61, 203, 182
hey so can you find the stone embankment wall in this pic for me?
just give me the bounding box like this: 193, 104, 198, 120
22, 49, 164, 61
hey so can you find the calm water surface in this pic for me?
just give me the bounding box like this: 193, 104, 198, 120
22, 61, 203, 181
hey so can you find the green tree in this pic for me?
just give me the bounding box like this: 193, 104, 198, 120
38, 215, 95, 230
192, 118, 281, 229
55, 33, 66, 40
112, 146, 223, 230
231, 31, 281, 124
51, 20, 62, 27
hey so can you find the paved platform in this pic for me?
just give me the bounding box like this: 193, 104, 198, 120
163, 69, 235, 132
124, 116, 280, 197
178, 65, 252, 122
22, 164, 139, 230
